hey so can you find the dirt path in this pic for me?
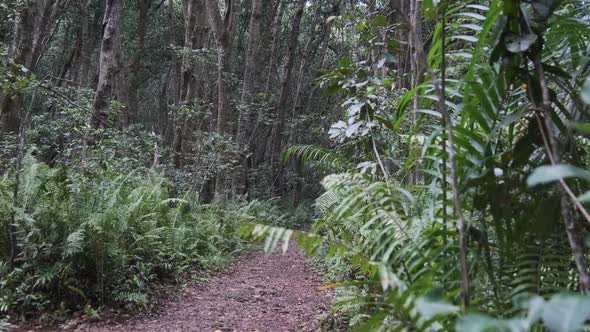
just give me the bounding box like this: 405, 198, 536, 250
78, 245, 330, 332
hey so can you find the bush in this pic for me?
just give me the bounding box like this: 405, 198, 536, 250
0, 153, 247, 317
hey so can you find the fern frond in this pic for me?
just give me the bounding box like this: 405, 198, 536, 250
283, 144, 353, 173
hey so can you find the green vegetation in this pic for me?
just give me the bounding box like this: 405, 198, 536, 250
0, 151, 312, 322
0, 152, 243, 316
245, 0, 590, 331
2, 0, 590, 330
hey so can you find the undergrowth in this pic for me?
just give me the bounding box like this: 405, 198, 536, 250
0, 153, 286, 321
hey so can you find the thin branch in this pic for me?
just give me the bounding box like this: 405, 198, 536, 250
39, 84, 113, 129
372, 138, 390, 186
529, 55, 590, 293
439, 3, 469, 308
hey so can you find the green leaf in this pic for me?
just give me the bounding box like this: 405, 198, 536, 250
569, 121, 590, 134
466, 4, 489, 11
527, 164, 590, 187
460, 23, 484, 32
452, 35, 479, 42
371, 14, 388, 26
577, 191, 590, 203
456, 313, 506, 331
422, 0, 437, 20
339, 57, 351, 68
415, 297, 459, 321
456, 12, 486, 20
543, 294, 590, 332
524, 296, 545, 326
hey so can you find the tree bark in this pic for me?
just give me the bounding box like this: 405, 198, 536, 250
264, 0, 285, 95
79, 0, 105, 90
162, 0, 178, 143
206, 0, 239, 135
303, 1, 340, 115
91, 0, 122, 129
1, 0, 62, 133
270, 0, 306, 194
65, 0, 91, 85
409, 0, 424, 184
205, 0, 240, 197
292, 0, 322, 119
118, 0, 151, 126
179, 0, 208, 103
173, 0, 209, 168
389, 0, 410, 89
233, 0, 263, 195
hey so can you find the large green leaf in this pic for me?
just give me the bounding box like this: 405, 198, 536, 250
527, 164, 590, 186
456, 313, 512, 331
415, 297, 459, 321
543, 294, 590, 332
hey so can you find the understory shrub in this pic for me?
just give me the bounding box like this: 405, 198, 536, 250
0, 153, 254, 317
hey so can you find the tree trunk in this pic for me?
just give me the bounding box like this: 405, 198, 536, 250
233, 0, 263, 195
179, 0, 208, 103
79, 0, 104, 90
205, 0, 239, 136
292, 0, 322, 119
389, 0, 410, 89
409, 0, 423, 184
303, 1, 339, 115
270, 0, 306, 194
205, 0, 240, 198
119, 0, 151, 126
162, 0, 178, 143
1, 0, 62, 133
64, 0, 91, 85
91, 0, 122, 129
173, 0, 209, 168
264, 0, 284, 95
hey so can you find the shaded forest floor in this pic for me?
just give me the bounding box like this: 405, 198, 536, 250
71, 244, 331, 332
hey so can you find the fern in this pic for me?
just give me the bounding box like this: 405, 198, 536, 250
63, 229, 85, 258
0, 154, 251, 314
283, 144, 354, 173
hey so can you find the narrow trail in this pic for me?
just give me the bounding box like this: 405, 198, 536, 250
79, 245, 330, 332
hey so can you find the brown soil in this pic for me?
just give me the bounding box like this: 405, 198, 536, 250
70, 245, 330, 332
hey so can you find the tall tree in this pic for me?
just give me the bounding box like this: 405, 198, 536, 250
388, 0, 410, 89
0, 0, 63, 132
78, 0, 105, 89
205, 0, 240, 196
292, 0, 322, 119
263, 0, 284, 95
159, 0, 178, 139
270, 0, 306, 193
172, 0, 209, 167
91, 0, 122, 129
233, 0, 264, 195
55, 2, 87, 87
205, 0, 239, 135
118, 0, 152, 126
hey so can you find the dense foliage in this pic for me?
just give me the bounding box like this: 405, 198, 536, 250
246, 0, 590, 331
2, 0, 590, 331
0, 153, 241, 315
0, 0, 326, 324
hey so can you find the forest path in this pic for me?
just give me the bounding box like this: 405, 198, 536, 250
79, 244, 330, 332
